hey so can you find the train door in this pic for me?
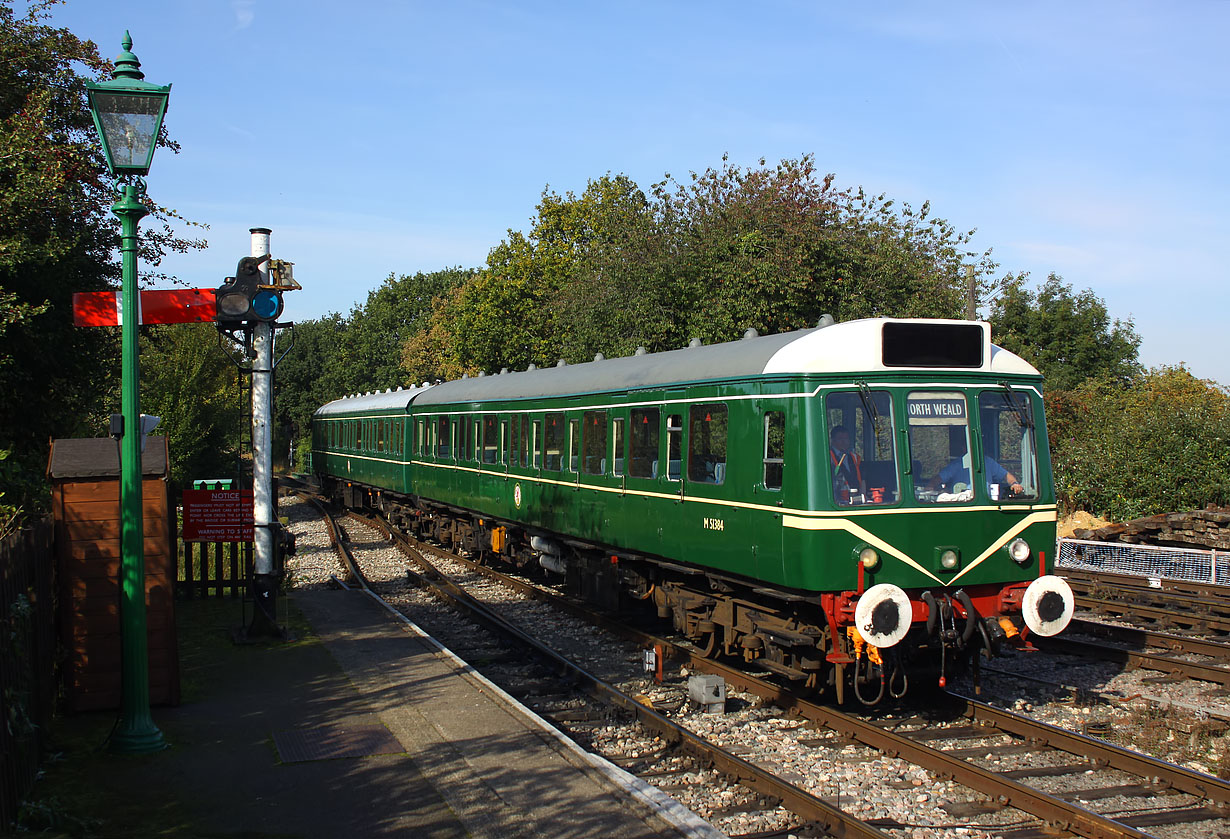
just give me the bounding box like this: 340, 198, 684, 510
756, 405, 788, 582
532, 417, 543, 475
568, 416, 581, 488
685, 399, 740, 575
658, 393, 686, 559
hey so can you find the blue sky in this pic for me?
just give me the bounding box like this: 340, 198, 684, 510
47, 1, 1229, 384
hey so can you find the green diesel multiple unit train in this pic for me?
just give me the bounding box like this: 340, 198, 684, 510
312, 317, 1073, 704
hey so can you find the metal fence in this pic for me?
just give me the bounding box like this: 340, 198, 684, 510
1057, 537, 1230, 586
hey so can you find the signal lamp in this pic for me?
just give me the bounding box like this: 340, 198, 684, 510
214, 254, 282, 325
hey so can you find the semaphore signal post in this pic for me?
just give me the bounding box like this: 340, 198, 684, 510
213, 227, 300, 639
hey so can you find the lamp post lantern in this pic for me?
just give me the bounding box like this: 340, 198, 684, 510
87, 32, 170, 754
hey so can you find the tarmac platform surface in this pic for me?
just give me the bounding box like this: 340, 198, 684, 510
41, 586, 724, 838
288, 585, 719, 838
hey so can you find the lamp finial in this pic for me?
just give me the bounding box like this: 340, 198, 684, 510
113, 31, 145, 81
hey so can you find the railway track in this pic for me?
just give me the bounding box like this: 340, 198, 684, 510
1063, 568, 1230, 636
298, 497, 1230, 838
1042, 567, 1230, 687
1033, 620, 1230, 689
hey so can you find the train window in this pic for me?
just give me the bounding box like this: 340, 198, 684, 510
666, 414, 682, 481
357, 420, 364, 451
629, 408, 659, 478
415, 420, 422, 456
764, 411, 785, 490
520, 415, 531, 468
434, 416, 448, 458
510, 416, 520, 466
377, 421, 384, 453
688, 404, 727, 484
582, 410, 607, 475
569, 418, 580, 472
471, 419, 480, 461
533, 420, 542, 469
906, 391, 972, 505
482, 415, 498, 464
544, 413, 564, 471
825, 390, 897, 505
500, 420, 510, 466
978, 389, 1039, 501
612, 417, 625, 477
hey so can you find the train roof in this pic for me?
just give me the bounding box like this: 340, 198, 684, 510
313, 319, 1041, 415
314, 384, 432, 417
411, 318, 1039, 406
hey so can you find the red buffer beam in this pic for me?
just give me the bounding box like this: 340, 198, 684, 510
73, 289, 217, 326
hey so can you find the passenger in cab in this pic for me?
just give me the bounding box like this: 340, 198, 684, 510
829, 426, 866, 503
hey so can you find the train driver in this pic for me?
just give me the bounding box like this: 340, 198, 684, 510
829, 426, 866, 503
934, 444, 1024, 497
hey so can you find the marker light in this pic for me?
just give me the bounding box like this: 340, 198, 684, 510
859, 547, 879, 570
1008, 538, 1031, 564
940, 549, 959, 570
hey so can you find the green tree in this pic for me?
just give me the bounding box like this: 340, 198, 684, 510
347, 268, 472, 389
0, 0, 204, 518
987, 273, 1141, 391
1047, 368, 1230, 519
140, 323, 245, 489
651, 156, 985, 345
410, 156, 994, 376
273, 313, 350, 470
0, 0, 118, 518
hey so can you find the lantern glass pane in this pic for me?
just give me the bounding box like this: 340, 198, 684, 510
93, 92, 162, 171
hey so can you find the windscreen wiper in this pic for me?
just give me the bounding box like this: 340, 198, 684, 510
999, 382, 1033, 428
857, 380, 880, 425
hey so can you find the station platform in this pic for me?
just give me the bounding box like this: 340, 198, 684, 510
36, 587, 721, 838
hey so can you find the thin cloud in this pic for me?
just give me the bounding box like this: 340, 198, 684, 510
233, 1, 254, 30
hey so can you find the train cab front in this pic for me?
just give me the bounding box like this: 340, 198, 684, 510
814, 374, 1069, 704
827, 572, 1075, 706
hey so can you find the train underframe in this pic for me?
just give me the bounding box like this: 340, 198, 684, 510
334, 481, 1059, 706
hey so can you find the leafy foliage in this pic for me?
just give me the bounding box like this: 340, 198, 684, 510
139, 324, 246, 489
987, 273, 1141, 390
275, 267, 472, 470
1046, 367, 1230, 520
406, 155, 993, 378
0, 0, 205, 517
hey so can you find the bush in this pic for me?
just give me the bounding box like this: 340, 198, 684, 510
1047, 367, 1230, 520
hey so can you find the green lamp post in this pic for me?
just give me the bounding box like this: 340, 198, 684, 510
86, 32, 171, 754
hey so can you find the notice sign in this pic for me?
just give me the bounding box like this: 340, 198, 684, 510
182, 489, 254, 542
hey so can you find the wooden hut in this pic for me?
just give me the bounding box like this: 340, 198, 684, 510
47, 437, 180, 711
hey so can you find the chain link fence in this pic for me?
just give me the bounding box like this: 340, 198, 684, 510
1057, 537, 1230, 586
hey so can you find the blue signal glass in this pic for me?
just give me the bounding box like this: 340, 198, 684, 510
252, 289, 283, 320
